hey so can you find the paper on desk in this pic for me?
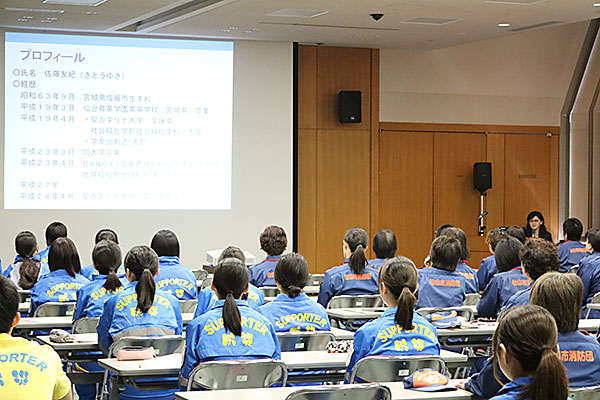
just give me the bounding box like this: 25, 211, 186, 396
121, 353, 183, 369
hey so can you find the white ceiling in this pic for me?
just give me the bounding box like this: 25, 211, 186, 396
0, 0, 598, 50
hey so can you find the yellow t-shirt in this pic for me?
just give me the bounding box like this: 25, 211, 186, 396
0, 333, 70, 399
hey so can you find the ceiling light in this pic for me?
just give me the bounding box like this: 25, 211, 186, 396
266, 9, 328, 18
4, 7, 64, 13
594, 2, 600, 5
498, 22, 511, 27
86, 11, 98, 15
17, 18, 29, 22
43, 0, 107, 6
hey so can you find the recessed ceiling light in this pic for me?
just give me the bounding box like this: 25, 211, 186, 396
498, 23, 511, 27
86, 11, 98, 15
17, 18, 29, 22
594, 2, 600, 6
4, 7, 64, 14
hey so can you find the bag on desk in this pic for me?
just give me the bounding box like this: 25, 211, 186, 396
116, 346, 156, 361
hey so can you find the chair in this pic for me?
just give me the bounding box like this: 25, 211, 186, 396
349, 355, 446, 384
18, 290, 31, 303
462, 293, 481, 306
72, 317, 99, 333
569, 265, 580, 274
200, 276, 213, 290
185, 359, 287, 390
202, 264, 216, 274
277, 331, 335, 352
192, 269, 208, 281
100, 335, 185, 400
33, 302, 75, 317
285, 383, 392, 400
585, 292, 600, 319
326, 295, 383, 309
569, 385, 600, 400
416, 306, 475, 322
260, 287, 280, 297
180, 299, 198, 313
307, 274, 325, 287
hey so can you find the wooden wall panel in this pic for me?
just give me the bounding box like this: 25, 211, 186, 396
378, 131, 433, 266
298, 46, 317, 130
316, 47, 372, 131
485, 134, 506, 233
315, 129, 371, 272
297, 129, 317, 273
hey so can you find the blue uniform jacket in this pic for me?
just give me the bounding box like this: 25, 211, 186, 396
346, 307, 440, 378
180, 300, 281, 387
456, 261, 479, 294
154, 256, 198, 300
317, 260, 379, 308
477, 267, 530, 318
558, 330, 600, 387
416, 267, 467, 309
576, 252, 600, 318
36, 246, 51, 277
367, 258, 386, 270
194, 284, 265, 318
260, 292, 331, 332
80, 264, 126, 280
30, 269, 90, 314
73, 274, 129, 321
490, 376, 533, 400
558, 241, 588, 273
249, 256, 281, 287
2, 254, 42, 289
464, 356, 507, 399
477, 255, 497, 292
501, 285, 532, 314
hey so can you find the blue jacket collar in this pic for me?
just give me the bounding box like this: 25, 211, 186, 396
213, 299, 250, 308
124, 280, 137, 289
92, 274, 108, 282
274, 292, 309, 302
158, 256, 180, 265
497, 376, 533, 395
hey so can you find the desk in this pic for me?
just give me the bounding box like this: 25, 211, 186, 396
327, 308, 386, 320
175, 381, 475, 400
19, 302, 30, 313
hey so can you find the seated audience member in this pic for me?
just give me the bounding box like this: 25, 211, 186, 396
576, 228, 600, 318
417, 235, 467, 309
317, 228, 379, 308
151, 229, 198, 300
260, 253, 331, 332
37, 221, 68, 277
368, 229, 397, 270
3, 231, 41, 290
97, 245, 182, 400
80, 228, 125, 280
422, 224, 453, 267
477, 228, 506, 292
506, 225, 527, 244
195, 246, 264, 317
180, 258, 280, 389
346, 257, 440, 380
249, 226, 287, 287
440, 227, 479, 293
477, 237, 528, 318
558, 218, 587, 273
524, 210, 553, 242
0, 275, 72, 400
30, 238, 90, 314
502, 238, 560, 313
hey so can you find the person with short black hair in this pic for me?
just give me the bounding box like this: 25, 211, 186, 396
180, 258, 280, 390
80, 228, 124, 280
439, 227, 479, 293
368, 229, 397, 269
506, 225, 527, 244
416, 236, 468, 308
249, 225, 288, 287
576, 228, 600, 318
557, 218, 587, 272
2, 231, 41, 290
477, 228, 506, 291
194, 246, 265, 317
151, 229, 197, 300
30, 237, 90, 314
502, 238, 560, 313
37, 221, 68, 277
260, 253, 331, 332
524, 210, 553, 242
317, 228, 379, 308
0, 275, 73, 399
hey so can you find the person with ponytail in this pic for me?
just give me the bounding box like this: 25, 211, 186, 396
180, 258, 280, 389
97, 245, 182, 400
260, 253, 331, 332
31, 237, 90, 314
80, 228, 125, 280
490, 305, 569, 400
346, 257, 440, 380
3, 231, 41, 290
317, 228, 379, 307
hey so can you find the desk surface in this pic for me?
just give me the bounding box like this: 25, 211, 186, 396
16, 313, 196, 330
175, 381, 475, 400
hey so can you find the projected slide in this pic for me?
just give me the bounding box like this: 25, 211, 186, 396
4, 32, 233, 210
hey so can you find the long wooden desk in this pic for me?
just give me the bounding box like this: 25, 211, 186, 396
15, 313, 197, 331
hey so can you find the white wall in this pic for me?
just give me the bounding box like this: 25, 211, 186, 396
0, 32, 293, 268
380, 22, 588, 126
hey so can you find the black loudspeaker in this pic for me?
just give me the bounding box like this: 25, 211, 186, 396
338, 91, 361, 123
473, 162, 492, 192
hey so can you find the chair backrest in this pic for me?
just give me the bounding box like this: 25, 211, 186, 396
259, 287, 280, 297
187, 359, 287, 390
570, 385, 600, 400
590, 292, 600, 304
192, 269, 208, 281
277, 331, 335, 352
569, 265, 580, 275
107, 335, 185, 358
33, 302, 75, 317
72, 317, 100, 334
327, 295, 383, 309
200, 276, 213, 290
349, 355, 445, 384
307, 274, 325, 287
416, 306, 475, 322
462, 293, 481, 306
285, 383, 392, 400
180, 299, 198, 313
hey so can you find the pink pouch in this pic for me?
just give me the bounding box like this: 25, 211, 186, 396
116, 346, 156, 361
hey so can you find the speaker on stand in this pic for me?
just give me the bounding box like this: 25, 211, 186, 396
474, 162, 492, 236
